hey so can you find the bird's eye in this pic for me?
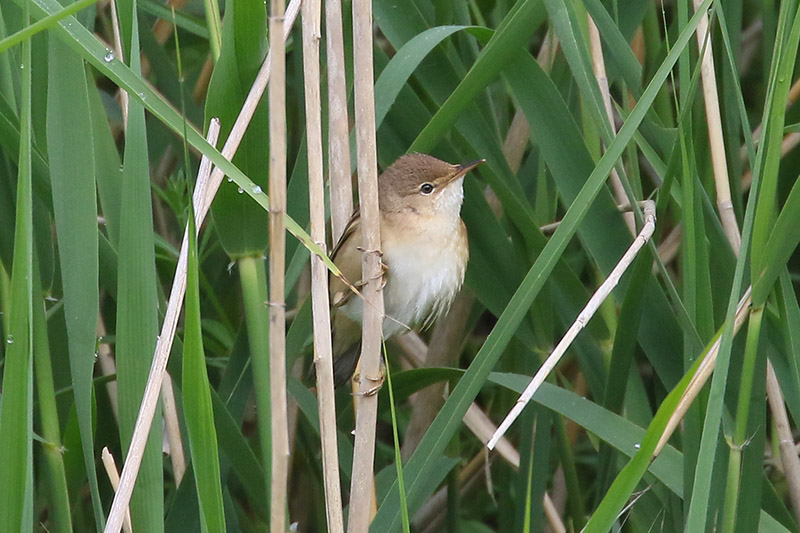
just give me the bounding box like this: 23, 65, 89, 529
420, 183, 434, 195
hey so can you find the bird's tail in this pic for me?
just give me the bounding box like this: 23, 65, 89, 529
332, 342, 361, 388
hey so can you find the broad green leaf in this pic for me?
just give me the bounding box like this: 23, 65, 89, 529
205, 0, 268, 257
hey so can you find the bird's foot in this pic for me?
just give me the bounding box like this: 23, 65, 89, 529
351, 368, 385, 397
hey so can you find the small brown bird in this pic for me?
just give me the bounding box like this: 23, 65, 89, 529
329, 153, 483, 387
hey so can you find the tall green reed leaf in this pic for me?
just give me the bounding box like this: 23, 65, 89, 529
0, 6, 34, 528
751, 5, 800, 305
183, 212, 226, 533
46, 28, 103, 530
114, 6, 163, 530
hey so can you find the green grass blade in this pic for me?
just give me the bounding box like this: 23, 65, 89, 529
751, 6, 800, 305
114, 7, 163, 530
0, 0, 97, 53
45, 28, 103, 530
750, 4, 800, 290
183, 216, 226, 532
0, 7, 34, 528
754, 172, 800, 302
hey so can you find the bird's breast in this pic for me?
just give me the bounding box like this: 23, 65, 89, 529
380, 216, 468, 336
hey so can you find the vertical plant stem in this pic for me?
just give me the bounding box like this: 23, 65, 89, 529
721, 304, 764, 532
347, 0, 385, 529
268, 0, 289, 530
0, 10, 34, 525
692, 0, 741, 253
238, 257, 272, 510
32, 295, 72, 533
325, 0, 353, 244
201, 0, 222, 61
302, 0, 345, 529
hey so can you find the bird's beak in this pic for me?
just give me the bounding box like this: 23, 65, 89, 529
449, 159, 485, 183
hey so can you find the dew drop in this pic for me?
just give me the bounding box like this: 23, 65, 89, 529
227, 177, 234, 182
252, 185, 263, 194
103, 50, 115, 63
6, 334, 14, 344
237, 187, 244, 194
633, 443, 641, 450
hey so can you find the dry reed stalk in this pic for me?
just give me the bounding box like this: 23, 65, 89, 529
347, 0, 385, 529
268, 0, 289, 530
302, 0, 345, 529
100, 448, 132, 533
103, 119, 221, 533
766, 363, 800, 525
326, 0, 353, 243
160, 372, 186, 485
587, 15, 635, 235
692, 0, 741, 254
765, 356, 800, 518
653, 287, 751, 456
488, 201, 658, 449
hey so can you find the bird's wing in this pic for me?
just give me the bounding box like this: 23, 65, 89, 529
329, 209, 363, 308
